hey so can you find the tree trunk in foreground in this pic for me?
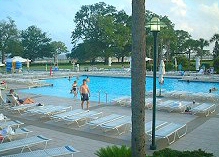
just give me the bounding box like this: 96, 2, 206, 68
131, 0, 146, 157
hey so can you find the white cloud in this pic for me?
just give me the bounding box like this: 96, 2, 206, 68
194, 2, 219, 40
212, 26, 219, 34
200, 2, 219, 17
172, 0, 186, 8
176, 22, 193, 33
170, 0, 187, 17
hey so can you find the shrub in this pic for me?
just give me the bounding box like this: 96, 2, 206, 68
153, 148, 213, 157
95, 145, 131, 157
153, 148, 181, 157
182, 149, 213, 157
201, 63, 210, 69
176, 55, 189, 70
165, 62, 174, 71
95, 146, 213, 157
146, 63, 153, 71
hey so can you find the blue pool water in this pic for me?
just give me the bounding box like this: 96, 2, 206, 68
20, 76, 219, 102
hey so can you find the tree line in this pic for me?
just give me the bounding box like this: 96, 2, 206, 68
0, 17, 68, 63
69, 2, 219, 65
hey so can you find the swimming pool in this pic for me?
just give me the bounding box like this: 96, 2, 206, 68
20, 76, 219, 102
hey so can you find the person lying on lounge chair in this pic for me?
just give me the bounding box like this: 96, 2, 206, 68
8, 89, 35, 105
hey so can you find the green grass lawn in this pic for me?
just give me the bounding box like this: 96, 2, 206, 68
0, 60, 214, 73
0, 62, 131, 72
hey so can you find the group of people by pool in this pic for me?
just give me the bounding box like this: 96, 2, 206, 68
69, 76, 90, 110
6, 76, 91, 110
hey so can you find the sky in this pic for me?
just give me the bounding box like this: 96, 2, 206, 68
0, 0, 219, 52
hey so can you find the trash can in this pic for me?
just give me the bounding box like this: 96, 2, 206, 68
15, 61, 22, 69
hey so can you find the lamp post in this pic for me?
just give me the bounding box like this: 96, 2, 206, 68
150, 17, 160, 150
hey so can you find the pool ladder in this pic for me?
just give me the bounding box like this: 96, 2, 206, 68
98, 90, 108, 104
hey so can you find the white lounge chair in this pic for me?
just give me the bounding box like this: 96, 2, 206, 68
170, 91, 189, 99
10, 103, 38, 114
111, 96, 131, 106
6, 94, 21, 107
0, 135, 51, 154
51, 109, 87, 121
35, 105, 72, 117
26, 105, 71, 117
166, 101, 192, 113
2, 145, 80, 157
145, 98, 161, 109
0, 93, 11, 110
1, 127, 32, 143
88, 114, 124, 129
207, 93, 219, 102
0, 120, 24, 129
26, 105, 55, 114
119, 98, 131, 107
157, 100, 175, 110
192, 103, 216, 117
145, 120, 168, 134
0, 113, 10, 122
149, 123, 187, 145
101, 116, 131, 135
64, 111, 103, 127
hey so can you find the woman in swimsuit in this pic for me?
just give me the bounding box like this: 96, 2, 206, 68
70, 81, 78, 97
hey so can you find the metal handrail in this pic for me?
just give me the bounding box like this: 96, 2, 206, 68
98, 90, 108, 104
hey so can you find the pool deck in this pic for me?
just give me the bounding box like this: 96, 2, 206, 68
1, 71, 219, 156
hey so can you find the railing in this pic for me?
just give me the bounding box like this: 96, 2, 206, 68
97, 90, 108, 105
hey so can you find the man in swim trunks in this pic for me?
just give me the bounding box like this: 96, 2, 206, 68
80, 79, 90, 110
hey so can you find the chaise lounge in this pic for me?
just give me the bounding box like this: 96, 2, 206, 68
192, 103, 216, 117
88, 114, 124, 129
148, 122, 187, 145
0, 135, 51, 154
2, 145, 80, 157
101, 116, 131, 135
64, 110, 103, 127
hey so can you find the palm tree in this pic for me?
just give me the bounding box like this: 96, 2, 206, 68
131, 0, 146, 156
159, 16, 176, 62
146, 34, 153, 58
210, 33, 219, 43
183, 38, 199, 69
197, 38, 209, 62
210, 33, 219, 59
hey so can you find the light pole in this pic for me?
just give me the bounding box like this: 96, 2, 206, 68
150, 17, 160, 150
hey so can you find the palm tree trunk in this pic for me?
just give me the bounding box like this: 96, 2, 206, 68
122, 56, 124, 63
131, 0, 146, 156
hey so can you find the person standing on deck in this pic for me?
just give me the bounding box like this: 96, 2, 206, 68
80, 79, 90, 110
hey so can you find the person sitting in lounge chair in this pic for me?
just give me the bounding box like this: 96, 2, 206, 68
7, 89, 34, 105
